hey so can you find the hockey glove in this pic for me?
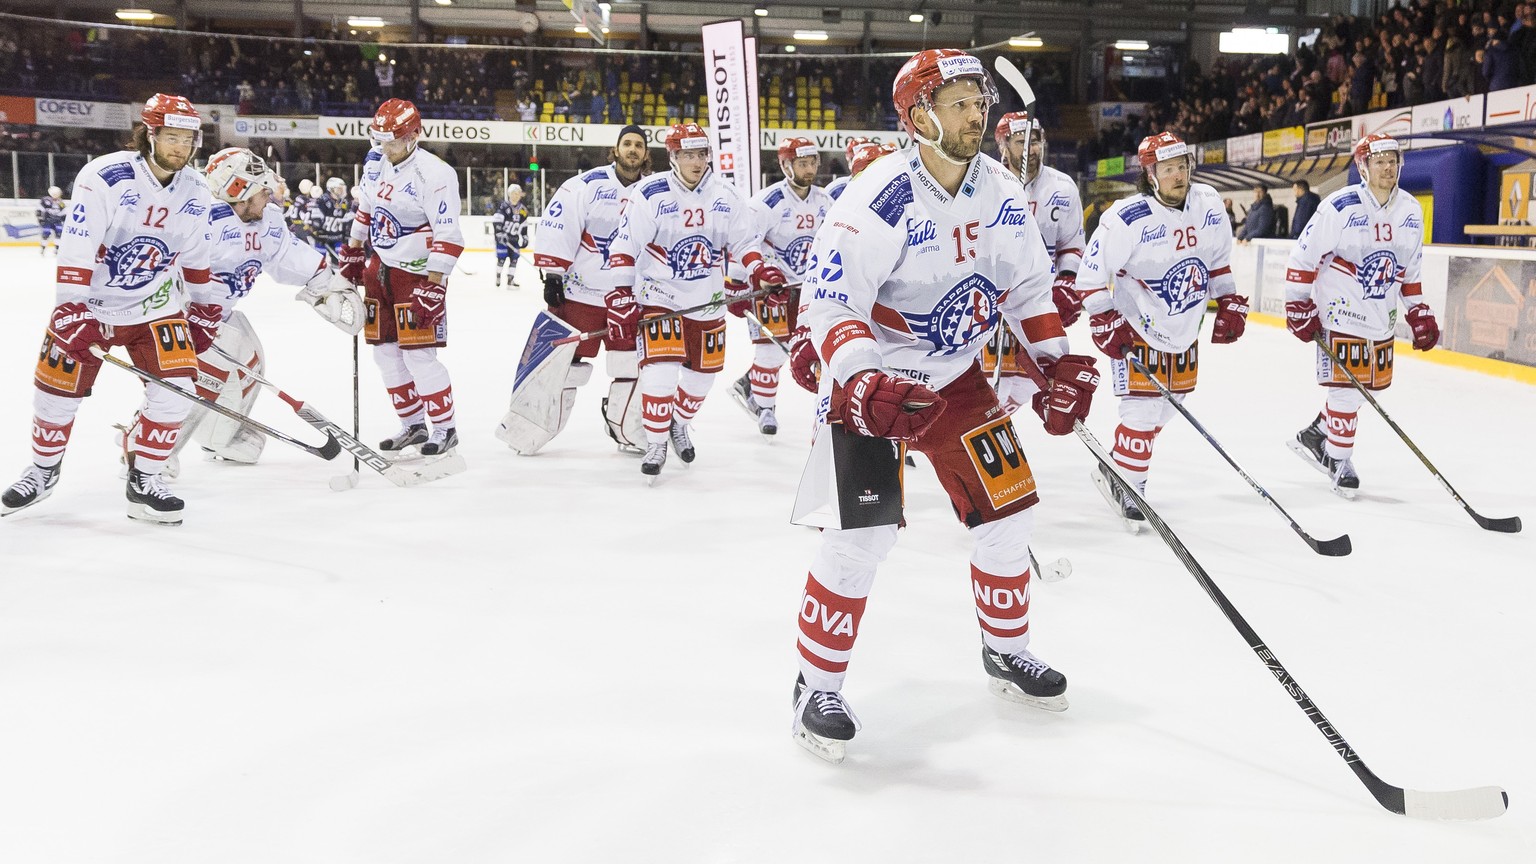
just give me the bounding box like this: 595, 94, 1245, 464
1033, 354, 1100, 436
295, 270, 365, 335
186, 302, 225, 355
543, 272, 566, 309
788, 325, 820, 393
1051, 272, 1083, 327
47, 301, 104, 364
1285, 299, 1321, 343
1211, 294, 1249, 344
409, 280, 447, 327
604, 287, 639, 351
725, 279, 752, 318
337, 244, 367, 286
832, 369, 946, 441
750, 264, 791, 310
1089, 309, 1137, 359
1406, 303, 1439, 351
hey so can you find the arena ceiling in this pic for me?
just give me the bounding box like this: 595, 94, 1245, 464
22, 1, 1335, 52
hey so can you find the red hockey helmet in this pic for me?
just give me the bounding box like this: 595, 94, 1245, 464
1352, 133, 1401, 180
778, 136, 818, 165
849, 141, 898, 177
142, 93, 200, 132
842, 136, 873, 165
664, 122, 710, 154
994, 111, 1044, 170
369, 99, 422, 144
1137, 131, 1191, 169
892, 48, 999, 138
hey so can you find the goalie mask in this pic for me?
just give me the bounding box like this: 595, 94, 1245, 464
205, 147, 282, 206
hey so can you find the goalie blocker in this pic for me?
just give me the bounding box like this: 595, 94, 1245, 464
496, 310, 644, 454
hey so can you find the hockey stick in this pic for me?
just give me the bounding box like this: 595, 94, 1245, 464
553, 288, 775, 346
329, 334, 361, 491
1028, 547, 1071, 583
990, 55, 1036, 392
1126, 354, 1351, 556
92, 347, 341, 461
211, 345, 463, 488
743, 307, 792, 354
1075, 419, 1506, 819
1313, 333, 1520, 533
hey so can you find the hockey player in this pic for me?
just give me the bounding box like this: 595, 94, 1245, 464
311, 176, 352, 258
1075, 131, 1248, 528
337, 98, 465, 458
787, 49, 1100, 762
2, 94, 214, 524
728, 137, 833, 435
824, 136, 872, 201
608, 121, 786, 478
286, 177, 316, 245
984, 112, 1088, 414
500, 124, 650, 455
1284, 133, 1435, 495
492, 183, 530, 288
171, 147, 363, 468
36, 186, 65, 255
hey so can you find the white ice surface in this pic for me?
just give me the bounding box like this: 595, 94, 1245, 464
0, 246, 1531, 862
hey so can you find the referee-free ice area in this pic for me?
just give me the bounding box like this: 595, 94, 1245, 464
0, 243, 1531, 862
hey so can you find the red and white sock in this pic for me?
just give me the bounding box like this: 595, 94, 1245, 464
1324, 405, 1358, 461
386, 382, 425, 426
30, 417, 73, 468
641, 393, 673, 445
1112, 424, 1157, 488
796, 572, 868, 693
673, 388, 706, 425
130, 417, 181, 474
972, 563, 1031, 653
422, 386, 455, 429
748, 363, 780, 409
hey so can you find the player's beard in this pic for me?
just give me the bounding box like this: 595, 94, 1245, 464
617, 148, 647, 175
152, 148, 190, 174
1026, 154, 1041, 178
937, 124, 983, 164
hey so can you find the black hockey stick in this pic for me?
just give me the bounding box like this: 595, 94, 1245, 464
1313, 333, 1520, 533
743, 307, 792, 355
1076, 420, 1505, 819
92, 347, 341, 461
553, 287, 775, 345
1126, 354, 1351, 556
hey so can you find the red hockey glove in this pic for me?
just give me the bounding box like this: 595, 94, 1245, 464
185, 302, 224, 355
1406, 303, 1439, 351
604, 286, 639, 351
1089, 309, 1137, 359
832, 369, 946, 441
724, 279, 752, 318
47, 301, 104, 364
1286, 299, 1321, 343
750, 264, 791, 310
337, 244, 367, 286
788, 325, 820, 393
1051, 272, 1083, 327
410, 279, 446, 327
1032, 353, 1100, 436
1211, 294, 1249, 344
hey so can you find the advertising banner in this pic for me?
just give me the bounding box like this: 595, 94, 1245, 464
1305, 118, 1353, 154
32, 97, 134, 130
1262, 126, 1304, 158
1228, 133, 1262, 164
1352, 108, 1412, 140
1484, 84, 1536, 126
1443, 256, 1536, 366
700, 19, 755, 198
0, 96, 37, 125
1411, 95, 1485, 135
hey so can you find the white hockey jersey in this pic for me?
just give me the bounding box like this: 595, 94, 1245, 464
735, 179, 833, 284
350, 147, 464, 277
826, 175, 851, 201
1077, 182, 1236, 354
803, 147, 1063, 392
54, 151, 215, 325
193, 202, 325, 309
609, 169, 766, 316
1022, 165, 1085, 275
532, 164, 641, 304
1285, 183, 1426, 340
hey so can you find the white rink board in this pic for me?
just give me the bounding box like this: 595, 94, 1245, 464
0, 244, 1532, 862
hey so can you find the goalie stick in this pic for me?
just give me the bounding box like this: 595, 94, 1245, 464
1313, 334, 1520, 533
1126, 354, 1352, 556
92, 347, 341, 461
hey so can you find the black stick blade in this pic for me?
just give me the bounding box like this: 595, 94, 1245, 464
317, 433, 343, 461
1308, 533, 1353, 557
1471, 511, 1522, 533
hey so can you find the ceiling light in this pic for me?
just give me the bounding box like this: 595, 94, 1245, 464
793, 30, 828, 41
347, 16, 386, 28
1218, 28, 1288, 54
755, 7, 768, 16
1114, 39, 1150, 50
1009, 37, 1043, 48
908, 13, 924, 23
574, 24, 589, 33
115, 8, 156, 21
785, 44, 796, 52
434, 0, 452, 6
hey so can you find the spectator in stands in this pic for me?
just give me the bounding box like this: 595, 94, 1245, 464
1291, 180, 1321, 239
1444, 34, 1477, 96
517, 94, 537, 122
1223, 198, 1238, 236
1484, 30, 1520, 90
1421, 34, 1446, 101
1513, 11, 1536, 85
1237, 185, 1275, 244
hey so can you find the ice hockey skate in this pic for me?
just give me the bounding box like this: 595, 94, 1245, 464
640, 441, 668, 484
1, 463, 61, 517
792, 674, 859, 764
1330, 457, 1360, 497
1090, 461, 1145, 533
379, 423, 429, 461
1286, 414, 1356, 499
982, 645, 1068, 712
730, 374, 778, 436
670, 419, 696, 464
421, 426, 458, 457
126, 462, 184, 526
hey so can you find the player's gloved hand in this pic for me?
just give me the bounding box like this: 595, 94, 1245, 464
1406, 303, 1439, 351
1033, 353, 1100, 436
724, 279, 752, 318
1051, 272, 1083, 327
47, 301, 104, 364
1089, 309, 1136, 359
337, 244, 366, 286
185, 302, 224, 355
604, 287, 639, 351
832, 369, 946, 441
543, 272, 565, 308
1211, 293, 1249, 344
294, 269, 365, 335
1286, 299, 1321, 343
750, 264, 791, 310
788, 325, 820, 393
410, 279, 447, 327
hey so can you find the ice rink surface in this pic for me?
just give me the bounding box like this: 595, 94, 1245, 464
0, 243, 1531, 862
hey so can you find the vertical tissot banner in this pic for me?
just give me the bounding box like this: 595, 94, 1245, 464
701, 19, 757, 198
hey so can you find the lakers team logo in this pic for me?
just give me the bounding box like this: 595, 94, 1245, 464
370, 208, 402, 249
103, 237, 173, 290
780, 236, 814, 274
582, 228, 620, 269
900, 273, 1001, 356
666, 234, 715, 280
1149, 256, 1209, 315
216, 259, 264, 300
1356, 250, 1399, 300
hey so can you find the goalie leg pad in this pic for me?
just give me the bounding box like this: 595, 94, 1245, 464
495, 311, 583, 454
192, 312, 267, 464
603, 377, 645, 451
